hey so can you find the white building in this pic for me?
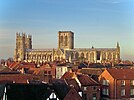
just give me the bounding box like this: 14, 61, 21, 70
56, 66, 68, 79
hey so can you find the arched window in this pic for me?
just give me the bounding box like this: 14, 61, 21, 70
86, 53, 88, 59
90, 52, 94, 62
108, 53, 112, 60
75, 52, 79, 59
65, 36, 68, 46
81, 53, 84, 58
60, 36, 63, 43
113, 53, 115, 59
71, 53, 74, 59
102, 53, 106, 60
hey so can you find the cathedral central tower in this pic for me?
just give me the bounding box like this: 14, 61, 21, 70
58, 31, 74, 50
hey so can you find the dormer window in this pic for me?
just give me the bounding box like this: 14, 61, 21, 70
102, 80, 109, 86
47, 92, 59, 100
121, 80, 125, 86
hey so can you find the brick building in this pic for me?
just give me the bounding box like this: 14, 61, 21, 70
99, 68, 134, 100
61, 72, 100, 100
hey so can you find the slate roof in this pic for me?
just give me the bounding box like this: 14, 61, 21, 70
5, 83, 52, 100
80, 68, 104, 76
50, 79, 69, 100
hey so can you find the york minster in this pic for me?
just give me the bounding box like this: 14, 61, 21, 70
14, 31, 120, 64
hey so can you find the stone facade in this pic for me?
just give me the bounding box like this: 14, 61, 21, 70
14, 31, 120, 64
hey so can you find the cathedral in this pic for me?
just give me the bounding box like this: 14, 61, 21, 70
14, 31, 120, 64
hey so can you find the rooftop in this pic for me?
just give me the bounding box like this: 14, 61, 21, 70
106, 68, 134, 80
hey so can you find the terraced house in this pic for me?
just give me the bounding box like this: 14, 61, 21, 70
99, 68, 134, 100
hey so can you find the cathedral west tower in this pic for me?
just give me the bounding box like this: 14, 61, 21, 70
14, 32, 32, 61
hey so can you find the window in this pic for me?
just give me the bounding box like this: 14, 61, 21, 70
102, 80, 109, 86
121, 88, 125, 96
121, 80, 125, 86
131, 80, 134, 86
60, 36, 63, 43
49, 92, 57, 99
44, 71, 47, 74
65, 36, 68, 46
93, 86, 96, 90
83, 94, 87, 100
84, 87, 87, 91
102, 88, 109, 95
92, 93, 97, 100
48, 71, 51, 74
130, 89, 134, 95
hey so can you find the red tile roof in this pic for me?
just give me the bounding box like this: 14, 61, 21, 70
9, 62, 20, 69
40, 63, 55, 69
65, 79, 80, 92
0, 66, 20, 74
61, 72, 76, 79
9, 62, 36, 70
77, 74, 99, 86
107, 68, 134, 79
0, 74, 33, 83
64, 88, 82, 100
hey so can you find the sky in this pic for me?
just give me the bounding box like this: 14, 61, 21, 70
0, 0, 134, 61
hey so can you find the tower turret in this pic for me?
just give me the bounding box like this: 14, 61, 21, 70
116, 42, 120, 61
26, 34, 32, 49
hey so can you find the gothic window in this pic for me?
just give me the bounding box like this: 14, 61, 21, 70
32, 55, 35, 59
38, 55, 41, 59
58, 57, 60, 61
28, 55, 31, 59
81, 53, 84, 58
49, 55, 52, 61
71, 53, 74, 59
65, 36, 68, 46
113, 53, 115, 59
90, 52, 94, 62
60, 36, 63, 43
55, 57, 57, 60
75, 52, 79, 59
43, 55, 46, 60
108, 53, 112, 60
102, 53, 106, 60
97, 51, 101, 60
61, 57, 63, 60
86, 53, 88, 59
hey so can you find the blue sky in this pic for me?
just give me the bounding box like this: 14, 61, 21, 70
0, 0, 134, 60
